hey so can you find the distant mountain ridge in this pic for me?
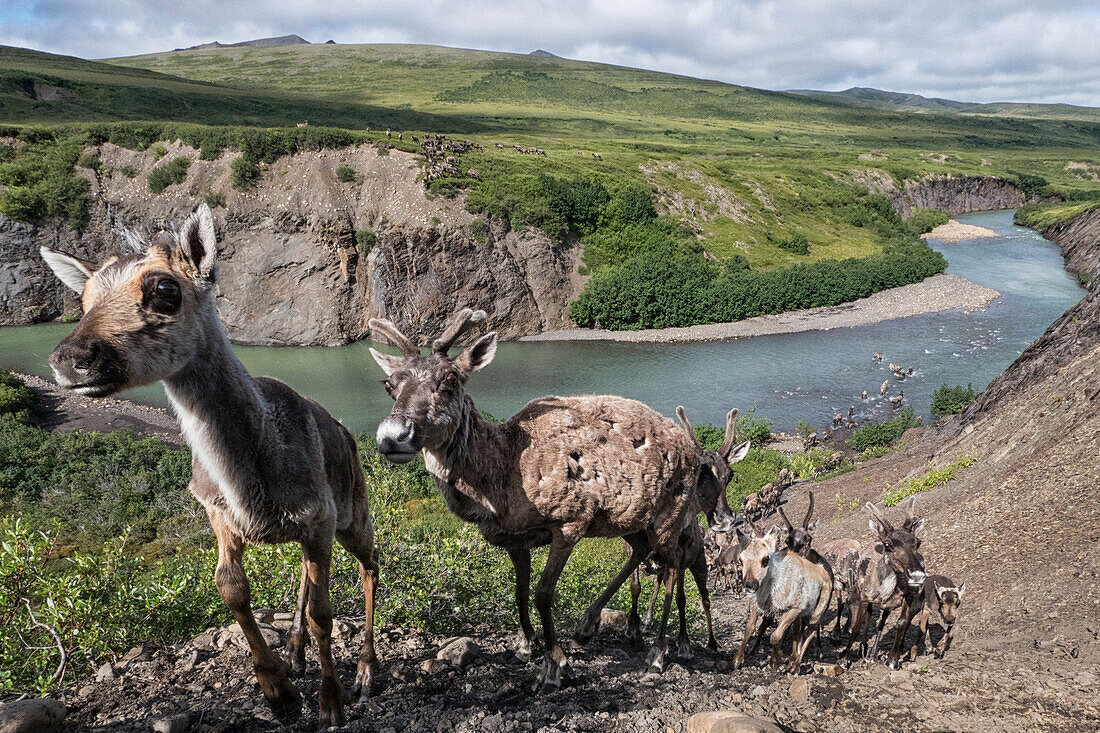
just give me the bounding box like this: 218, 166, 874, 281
174, 34, 310, 52
786, 86, 1100, 121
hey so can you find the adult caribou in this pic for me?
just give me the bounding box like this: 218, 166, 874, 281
40, 205, 378, 729
368, 309, 701, 690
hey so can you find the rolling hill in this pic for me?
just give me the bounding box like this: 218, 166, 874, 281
786, 86, 1100, 122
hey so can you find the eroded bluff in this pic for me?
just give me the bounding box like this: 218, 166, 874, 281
0, 142, 583, 345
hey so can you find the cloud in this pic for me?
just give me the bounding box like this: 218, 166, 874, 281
2, 0, 1098, 105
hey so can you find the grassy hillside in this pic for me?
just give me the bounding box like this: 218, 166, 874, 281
2, 42, 1099, 329
787, 86, 1100, 122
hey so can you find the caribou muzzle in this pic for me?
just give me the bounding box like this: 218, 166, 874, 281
49, 331, 127, 397
376, 417, 419, 464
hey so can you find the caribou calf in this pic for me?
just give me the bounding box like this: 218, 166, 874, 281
733, 494, 832, 673
909, 574, 965, 660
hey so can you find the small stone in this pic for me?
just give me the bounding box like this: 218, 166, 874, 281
119, 644, 154, 667
151, 713, 189, 733
190, 632, 215, 651
600, 609, 627, 629
272, 612, 295, 622
333, 620, 356, 640
227, 622, 282, 649
793, 722, 815, 733
435, 637, 479, 667
685, 711, 782, 733
95, 662, 116, 682
789, 677, 811, 703
253, 608, 276, 624
750, 685, 768, 699
813, 663, 843, 677
418, 659, 447, 674
0, 698, 66, 733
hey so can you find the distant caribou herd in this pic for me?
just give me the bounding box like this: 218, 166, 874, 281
37, 206, 961, 729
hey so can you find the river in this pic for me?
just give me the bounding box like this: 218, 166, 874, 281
0, 210, 1084, 433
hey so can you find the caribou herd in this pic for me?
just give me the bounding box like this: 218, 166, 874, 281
38, 209, 963, 728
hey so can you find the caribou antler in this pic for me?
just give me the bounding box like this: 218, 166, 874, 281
778, 505, 795, 533
675, 406, 700, 449
368, 318, 420, 357
718, 408, 739, 460
802, 491, 815, 528
864, 501, 894, 532
432, 308, 488, 354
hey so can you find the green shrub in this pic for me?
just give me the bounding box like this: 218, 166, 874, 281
200, 190, 226, 209
230, 155, 260, 190
146, 156, 191, 194
376, 143, 391, 156
906, 208, 949, 235
149, 143, 167, 161
737, 408, 774, 445
120, 165, 136, 178
777, 231, 809, 255
883, 455, 975, 506
75, 152, 103, 174
931, 384, 978, 416
847, 406, 917, 452
725, 447, 791, 508
336, 164, 357, 182
0, 139, 91, 228
355, 229, 377, 250
0, 372, 33, 423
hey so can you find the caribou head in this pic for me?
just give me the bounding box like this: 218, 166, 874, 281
866, 498, 926, 583
368, 309, 497, 464
676, 406, 751, 533
778, 492, 818, 556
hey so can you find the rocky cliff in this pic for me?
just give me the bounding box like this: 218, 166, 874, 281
854, 172, 1041, 217
0, 142, 583, 345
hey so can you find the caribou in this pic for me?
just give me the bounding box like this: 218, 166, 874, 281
40, 206, 378, 728
368, 309, 702, 690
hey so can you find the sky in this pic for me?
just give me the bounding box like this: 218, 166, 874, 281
1, 1, 1099, 106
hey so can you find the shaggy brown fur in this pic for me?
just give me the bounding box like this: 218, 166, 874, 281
369, 309, 701, 690
42, 205, 378, 729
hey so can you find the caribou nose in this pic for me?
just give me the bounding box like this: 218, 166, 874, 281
376, 418, 417, 463
743, 577, 758, 592
49, 334, 104, 387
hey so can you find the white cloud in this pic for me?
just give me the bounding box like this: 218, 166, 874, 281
1, 0, 1098, 105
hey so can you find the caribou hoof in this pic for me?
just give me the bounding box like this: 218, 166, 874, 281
574, 612, 600, 642
645, 641, 668, 673
534, 657, 565, 695
349, 661, 375, 703
675, 636, 694, 661
707, 636, 719, 652
264, 678, 303, 724
513, 632, 536, 661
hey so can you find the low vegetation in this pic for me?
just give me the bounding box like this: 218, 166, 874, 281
882, 455, 976, 506
146, 155, 191, 193
931, 384, 978, 416
336, 164, 357, 182
847, 407, 918, 452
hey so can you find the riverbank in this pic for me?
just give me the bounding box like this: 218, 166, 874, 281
921, 219, 998, 242
522, 273, 1000, 343
14, 372, 181, 444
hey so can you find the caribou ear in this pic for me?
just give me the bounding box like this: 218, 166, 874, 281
453, 331, 497, 375
40, 246, 94, 293
807, 520, 819, 532
958, 583, 966, 598
736, 528, 750, 551
369, 348, 402, 377
909, 518, 926, 537
728, 441, 751, 465
176, 204, 217, 281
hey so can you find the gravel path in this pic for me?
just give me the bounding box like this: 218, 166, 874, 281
521, 274, 1000, 344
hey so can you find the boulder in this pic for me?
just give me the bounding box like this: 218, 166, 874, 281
600, 608, 627, 629
435, 637, 479, 667
151, 713, 189, 733
227, 622, 283, 649
0, 698, 66, 733
686, 711, 783, 733
789, 677, 811, 703
95, 662, 116, 682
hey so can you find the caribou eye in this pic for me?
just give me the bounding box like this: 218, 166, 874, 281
760, 557, 769, 567
156, 278, 180, 300
441, 372, 460, 390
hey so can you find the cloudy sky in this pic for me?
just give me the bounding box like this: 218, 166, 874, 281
2, 1, 1099, 106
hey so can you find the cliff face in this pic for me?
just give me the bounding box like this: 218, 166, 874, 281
855, 172, 1040, 217
0, 143, 583, 345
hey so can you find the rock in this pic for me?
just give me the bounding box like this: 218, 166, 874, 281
227, 622, 283, 649
813, 663, 844, 677
333, 619, 356, 640
789, 677, 811, 703
272, 612, 295, 623
190, 631, 215, 651
436, 637, 479, 667
600, 609, 627, 628
151, 713, 189, 733
0, 698, 66, 733
252, 608, 276, 624
418, 659, 447, 674
685, 711, 783, 733
95, 662, 116, 682
119, 644, 155, 667
749, 685, 768, 699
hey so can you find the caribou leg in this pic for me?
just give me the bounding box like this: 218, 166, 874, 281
689, 553, 718, 651
300, 528, 345, 729
768, 607, 803, 670
626, 567, 644, 647
534, 536, 577, 694
336, 510, 379, 704
645, 566, 680, 672
642, 567, 664, 632
733, 602, 760, 668
576, 533, 648, 641
674, 569, 692, 660
285, 560, 311, 677
507, 548, 538, 659
209, 511, 301, 723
